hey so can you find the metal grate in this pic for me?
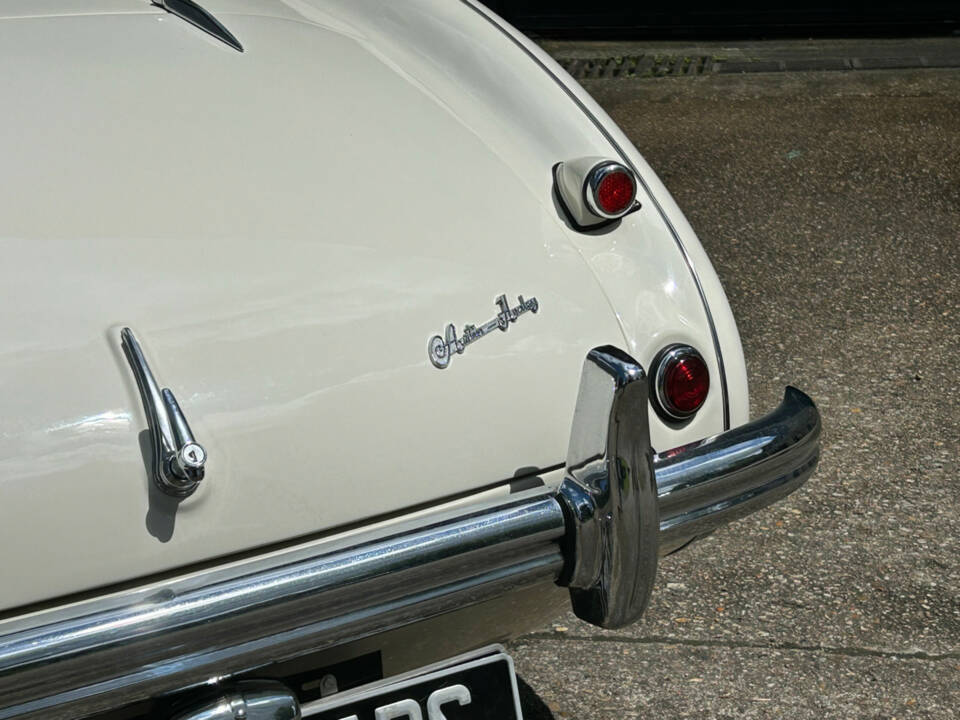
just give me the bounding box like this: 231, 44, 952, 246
556, 55, 712, 79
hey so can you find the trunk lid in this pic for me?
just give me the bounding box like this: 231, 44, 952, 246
0, 9, 624, 608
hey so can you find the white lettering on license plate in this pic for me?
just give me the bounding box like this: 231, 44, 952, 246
336, 683, 471, 720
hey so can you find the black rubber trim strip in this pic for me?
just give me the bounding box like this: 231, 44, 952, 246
459, 0, 731, 430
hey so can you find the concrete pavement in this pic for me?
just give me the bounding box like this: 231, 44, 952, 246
510, 59, 960, 719
540, 37, 960, 76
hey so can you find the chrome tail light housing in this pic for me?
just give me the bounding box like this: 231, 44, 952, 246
651, 344, 710, 422
554, 157, 640, 229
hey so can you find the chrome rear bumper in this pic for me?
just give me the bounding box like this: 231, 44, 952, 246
0, 347, 819, 720
656, 385, 820, 555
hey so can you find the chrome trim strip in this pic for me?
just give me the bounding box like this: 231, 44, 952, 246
655, 386, 821, 555
632, 184, 730, 430
458, 0, 731, 429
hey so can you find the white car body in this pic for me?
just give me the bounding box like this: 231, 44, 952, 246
0, 2, 816, 719
0, 0, 747, 608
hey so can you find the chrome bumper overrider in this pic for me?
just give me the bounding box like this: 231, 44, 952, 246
0, 347, 820, 720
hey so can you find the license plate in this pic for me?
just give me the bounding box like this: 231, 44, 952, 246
303, 647, 522, 720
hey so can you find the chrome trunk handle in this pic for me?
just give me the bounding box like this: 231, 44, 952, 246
121, 327, 207, 497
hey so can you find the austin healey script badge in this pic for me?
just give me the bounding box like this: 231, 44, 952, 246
428, 294, 539, 369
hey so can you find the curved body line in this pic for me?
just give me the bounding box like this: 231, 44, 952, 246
459, 0, 731, 429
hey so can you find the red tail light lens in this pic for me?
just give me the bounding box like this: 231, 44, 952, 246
653, 346, 709, 421
596, 170, 635, 214
586, 162, 637, 219
665, 356, 709, 413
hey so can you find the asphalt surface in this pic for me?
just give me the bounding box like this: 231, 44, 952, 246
509, 48, 960, 719
540, 38, 960, 75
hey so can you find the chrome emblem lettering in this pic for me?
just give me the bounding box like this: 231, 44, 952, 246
428, 294, 539, 369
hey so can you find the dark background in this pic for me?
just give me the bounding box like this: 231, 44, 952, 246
479, 1, 959, 37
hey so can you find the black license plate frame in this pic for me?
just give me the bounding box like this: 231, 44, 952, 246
303, 647, 522, 720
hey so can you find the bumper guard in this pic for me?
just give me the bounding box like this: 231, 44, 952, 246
0, 347, 820, 720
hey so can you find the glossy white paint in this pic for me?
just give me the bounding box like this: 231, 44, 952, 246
478, 8, 751, 425
0, 0, 747, 610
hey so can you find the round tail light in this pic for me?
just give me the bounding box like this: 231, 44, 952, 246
585, 162, 637, 219
652, 345, 710, 421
